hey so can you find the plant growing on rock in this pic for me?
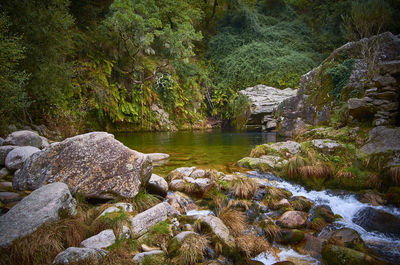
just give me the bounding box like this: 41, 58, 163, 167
235, 233, 270, 259
231, 176, 258, 199
389, 167, 400, 186
217, 206, 246, 236
125, 190, 161, 213
171, 234, 209, 265
260, 218, 281, 242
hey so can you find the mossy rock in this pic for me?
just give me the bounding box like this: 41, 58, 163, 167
322, 244, 385, 265
326, 228, 367, 253
277, 229, 305, 245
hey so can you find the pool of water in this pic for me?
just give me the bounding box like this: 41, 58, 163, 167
116, 130, 278, 175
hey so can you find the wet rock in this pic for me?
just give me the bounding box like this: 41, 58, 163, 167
167, 167, 196, 180
0, 146, 18, 166
3, 130, 48, 149
80, 229, 116, 249
322, 244, 384, 265
352, 207, 400, 238
132, 250, 165, 264
0, 182, 76, 248
296, 234, 323, 260
311, 205, 335, 223
276, 229, 305, 245
358, 190, 387, 206
361, 126, 400, 154
311, 139, 341, 153
53, 247, 108, 264
5, 146, 40, 170
146, 153, 169, 162
195, 215, 235, 248
13, 132, 152, 199
238, 156, 287, 171
268, 141, 301, 155
166, 191, 198, 214
290, 196, 313, 212
276, 211, 308, 228
0, 192, 20, 203
129, 202, 178, 238
0, 182, 12, 190
327, 228, 367, 252
147, 174, 168, 196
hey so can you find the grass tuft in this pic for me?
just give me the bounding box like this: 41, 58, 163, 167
217, 206, 246, 236
235, 233, 270, 259
231, 176, 258, 199
171, 234, 208, 265
389, 167, 400, 186
286, 155, 307, 178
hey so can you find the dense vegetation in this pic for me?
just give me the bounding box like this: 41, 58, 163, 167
1, 0, 399, 135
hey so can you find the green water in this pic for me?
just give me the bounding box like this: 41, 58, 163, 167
115, 130, 277, 176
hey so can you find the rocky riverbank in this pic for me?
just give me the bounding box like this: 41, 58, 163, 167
1, 130, 399, 265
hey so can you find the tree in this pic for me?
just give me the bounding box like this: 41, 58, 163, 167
0, 13, 30, 128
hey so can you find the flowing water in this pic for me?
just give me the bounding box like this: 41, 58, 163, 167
117, 130, 400, 264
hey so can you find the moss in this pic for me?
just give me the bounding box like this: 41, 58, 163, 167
149, 220, 171, 235
142, 254, 167, 265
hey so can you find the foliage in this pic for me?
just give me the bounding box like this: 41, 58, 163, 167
325, 59, 355, 101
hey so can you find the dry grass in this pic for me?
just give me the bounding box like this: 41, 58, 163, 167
227, 199, 252, 211
335, 169, 356, 179
389, 167, 400, 186
235, 234, 270, 258
366, 174, 382, 189
298, 162, 333, 179
267, 186, 290, 199
261, 219, 281, 241
204, 169, 220, 182
171, 234, 209, 265
310, 217, 327, 231
250, 145, 269, 158
98, 246, 135, 265
231, 176, 259, 199
217, 206, 246, 236
286, 156, 307, 178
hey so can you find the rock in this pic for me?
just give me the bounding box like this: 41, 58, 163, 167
0, 146, 18, 166
268, 141, 301, 155
296, 234, 323, 260
327, 228, 367, 252
311, 139, 341, 153
238, 156, 287, 171
358, 190, 387, 206
5, 146, 40, 170
239, 85, 296, 131
132, 250, 165, 265
276, 229, 305, 245
167, 167, 196, 180
0, 138, 3, 146
13, 132, 152, 199
373, 75, 397, 87
195, 215, 235, 248
312, 205, 335, 223
129, 202, 178, 238
0, 182, 76, 248
3, 130, 48, 149
147, 174, 168, 196
99, 203, 134, 217
273, 199, 290, 209
348, 98, 376, 120
360, 126, 400, 154
53, 247, 108, 265
168, 231, 198, 256
0, 168, 11, 178
272, 262, 295, 265
0, 182, 12, 189
166, 191, 198, 214
169, 179, 185, 192
150, 103, 177, 131
322, 244, 384, 265
185, 177, 214, 194
352, 207, 400, 238
290, 196, 313, 212
0, 192, 20, 203
190, 169, 206, 179
80, 229, 116, 249
146, 153, 170, 162
276, 211, 308, 228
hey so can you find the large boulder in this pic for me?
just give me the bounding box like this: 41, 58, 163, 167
80, 229, 116, 249
129, 202, 178, 238
12, 132, 152, 199
5, 146, 40, 171
3, 130, 48, 149
268, 141, 301, 155
277, 211, 308, 228
360, 126, 400, 154
0, 182, 76, 248
0, 146, 18, 166
326, 228, 366, 252
322, 244, 384, 265
53, 247, 108, 265
352, 207, 400, 238
239, 85, 297, 131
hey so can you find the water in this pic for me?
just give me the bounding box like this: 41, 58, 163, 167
116, 130, 277, 175
248, 171, 400, 265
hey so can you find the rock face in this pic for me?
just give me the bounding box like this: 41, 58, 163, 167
5, 146, 40, 170
53, 247, 108, 265
150, 103, 177, 131
12, 132, 152, 199
239, 85, 297, 131
360, 126, 400, 154
80, 229, 116, 249
0, 182, 76, 248
129, 202, 178, 238
277, 32, 400, 138
352, 207, 400, 238
277, 211, 308, 228
147, 174, 168, 196
3, 130, 49, 149
0, 146, 18, 166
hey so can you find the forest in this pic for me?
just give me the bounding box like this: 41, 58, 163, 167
1, 0, 400, 136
